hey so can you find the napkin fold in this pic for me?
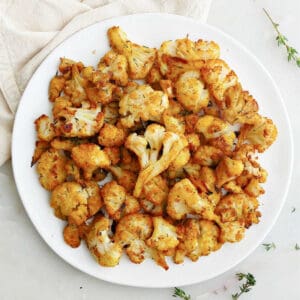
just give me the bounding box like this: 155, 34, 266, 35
0, 0, 212, 166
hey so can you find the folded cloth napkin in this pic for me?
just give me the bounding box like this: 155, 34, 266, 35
0, 0, 212, 166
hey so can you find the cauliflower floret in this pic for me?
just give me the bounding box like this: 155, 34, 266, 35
196, 115, 236, 154
185, 113, 200, 134
109, 165, 137, 192
71, 143, 110, 180
215, 193, 260, 228
175, 219, 221, 263
98, 124, 126, 147
157, 38, 219, 78
63, 223, 82, 248
215, 156, 244, 188
59, 58, 84, 78
31, 140, 50, 167
167, 178, 215, 220
37, 148, 67, 191
101, 181, 139, 220
64, 64, 88, 107
167, 147, 191, 179
50, 181, 102, 225
49, 75, 65, 102
193, 145, 223, 166
86, 216, 122, 267
175, 71, 209, 113
201, 59, 238, 108
233, 145, 268, 183
98, 50, 128, 86
142, 175, 169, 205
223, 83, 259, 124
238, 116, 278, 153
85, 83, 115, 106
34, 114, 56, 142
115, 213, 153, 264
199, 166, 216, 193
108, 26, 156, 79
119, 85, 169, 128
219, 220, 245, 243
55, 106, 104, 137
147, 216, 179, 251
120, 147, 140, 172
125, 124, 188, 197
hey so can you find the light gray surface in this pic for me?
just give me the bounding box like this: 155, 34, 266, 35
0, 0, 299, 299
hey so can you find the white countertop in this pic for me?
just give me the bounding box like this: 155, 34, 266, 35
1, 0, 299, 299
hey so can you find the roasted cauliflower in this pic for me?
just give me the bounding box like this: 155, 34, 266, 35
119, 85, 169, 128
86, 216, 122, 267
71, 143, 110, 180
50, 181, 102, 225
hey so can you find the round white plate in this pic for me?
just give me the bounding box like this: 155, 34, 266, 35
12, 13, 293, 288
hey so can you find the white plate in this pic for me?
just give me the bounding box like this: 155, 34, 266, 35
12, 13, 293, 288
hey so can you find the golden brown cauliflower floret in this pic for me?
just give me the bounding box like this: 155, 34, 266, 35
85, 83, 116, 106
219, 220, 245, 243
223, 83, 259, 124
31, 140, 50, 166
157, 37, 219, 78
86, 216, 122, 267
101, 181, 139, 220
201, 59, 238, 108
34, 114, 56, 142
58, 58, 84, 79
98, 124, 126, 147
71, 143, 110, 180
147, 216, 179, 252
50, 181, 102, 225
108, 26, 156, 79
37, 148, 67, 191
115, 213, 153, 264
64, 159, 81, 182
215, 156, 244, 188
193, 145, 223, 166
119, 85, 169, 128
167, 178, 215, 220
49, 75, 65, 102
55, 106, 104, 138
238, 116, 278, 153
98, 50, 128, 86
64, 64, 88, 107
215, 193, 260, 228
142, 175, 169, 205
185, 113, 200, 134
175, 71, 209, 113
63, 223, 88, 248
195, 115, 236, 154
175, 219, 221, 263
125, 124, 188, 197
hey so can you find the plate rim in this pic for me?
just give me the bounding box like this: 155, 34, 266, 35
11, 12, 294, 288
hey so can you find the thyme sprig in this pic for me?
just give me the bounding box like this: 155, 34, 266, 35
263, 8, 300, 67
173, 287, 191, 300
232, 273, 256, 299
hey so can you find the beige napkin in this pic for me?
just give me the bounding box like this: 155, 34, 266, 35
0, 0, 212, 166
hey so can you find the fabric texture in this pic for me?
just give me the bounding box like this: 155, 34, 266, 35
0, 0, 212, 166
